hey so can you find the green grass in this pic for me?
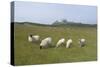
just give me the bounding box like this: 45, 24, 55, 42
14, 23, 97, 65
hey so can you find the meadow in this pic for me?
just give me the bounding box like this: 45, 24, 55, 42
14, 23, 97, 65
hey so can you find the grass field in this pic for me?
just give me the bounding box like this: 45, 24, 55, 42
14, 23, 97, 65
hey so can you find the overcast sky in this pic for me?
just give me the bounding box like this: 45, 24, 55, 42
14, 1, 97, 24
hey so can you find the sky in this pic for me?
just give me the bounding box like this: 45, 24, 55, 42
14, 1, 97, 24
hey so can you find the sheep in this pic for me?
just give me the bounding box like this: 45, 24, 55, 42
32, 35, 40, 42
66, 38, 72, 48
40, 37, 52, 49
28, 34, 40, 42
56, 38, 65, 48
79, 38, 86, 47
28, 34, 33, 42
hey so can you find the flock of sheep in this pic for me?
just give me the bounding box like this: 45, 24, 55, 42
28, 34, 86, 49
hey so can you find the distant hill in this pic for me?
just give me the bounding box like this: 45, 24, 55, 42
52, 20, 97, 27
14, 22, 52, 27
13, 21, 97, 27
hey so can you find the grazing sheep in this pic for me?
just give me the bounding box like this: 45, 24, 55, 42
66, 38, 72, 48
32, 35, 40, 42
56, 38, 65, 48
28, 34, 40, 42
40, 37, 52, 49
28, 34, 33, 42
79, 38, 86, 47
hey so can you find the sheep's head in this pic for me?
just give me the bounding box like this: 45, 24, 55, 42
30, 34, 33, 37
40, 46, 42, 49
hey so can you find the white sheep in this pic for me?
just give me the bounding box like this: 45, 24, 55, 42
28, 34, 33, 42
28, 34, 40, 42
56, 38, 65, 48
32, 35, 40, 42
66, 39, 72, 48
40, 37, 52, 49
79, 38, 86, 47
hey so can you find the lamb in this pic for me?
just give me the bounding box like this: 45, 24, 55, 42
40, 37, 52, 49
56, 38, 65, 48
66, 38, 72, 48
79, 38, 86, 47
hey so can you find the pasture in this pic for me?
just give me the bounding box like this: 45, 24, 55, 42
14, 23, 97, 65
